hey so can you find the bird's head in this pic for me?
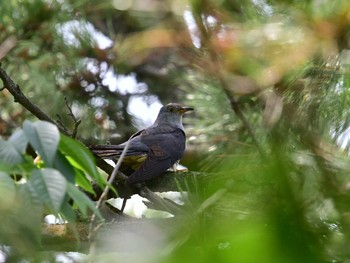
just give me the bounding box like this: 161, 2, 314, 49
163, 103, 194, 115
153, 103, 194, 128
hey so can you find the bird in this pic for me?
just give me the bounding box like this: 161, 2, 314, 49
90, 103, 194, 189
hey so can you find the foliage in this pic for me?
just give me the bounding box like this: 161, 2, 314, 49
0, 120, 105, 258
2, 0, 350, 262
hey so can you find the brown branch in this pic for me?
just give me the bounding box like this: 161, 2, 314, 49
139, 186, 184, 215
0, 65, 128, 190
0, 64, 70, 136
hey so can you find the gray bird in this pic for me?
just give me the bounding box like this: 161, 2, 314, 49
91, 103, 194, 185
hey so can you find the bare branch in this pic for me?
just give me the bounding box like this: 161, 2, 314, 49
64, 97, 81, 138
0, 65, 131, 196
139, 186, 184, 215
56, 97, 82, 138
0, 64, 70, 136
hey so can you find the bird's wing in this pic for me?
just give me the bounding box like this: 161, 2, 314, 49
141, 125, 186, 161
126, 127, 186, 184
89, 132, 149, 158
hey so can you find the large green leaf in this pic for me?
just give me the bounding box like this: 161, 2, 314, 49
17, 184, 44, 245
23, 120, 60, 166
29, 168, 67, 212
0, 139, 24, 165
59, 134, 105, 186
0, 172, 16, 204
9, 129, 28, 154
53, 151, 75, 184
66, 183, 102, 219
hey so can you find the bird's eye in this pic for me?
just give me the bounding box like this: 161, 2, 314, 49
168, 106, 175, 112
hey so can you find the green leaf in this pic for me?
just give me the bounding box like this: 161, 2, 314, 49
17, 183, 43, 245
75, 168, 95, 194
9, 129, 28, 154
0, 172, 16, 204
23, 120, 60, 166
59, 134, 105, 186
66, 183, 102, 219
0, 139, 24, 165
59, 202, 77, 222
53, 151, 75, 184
29, 168, 67, 212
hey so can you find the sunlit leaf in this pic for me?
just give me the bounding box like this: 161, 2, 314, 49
23, 120, 60, 166
59, 134, 105, 186
66, 183, 102, 219
75, 168, 94, 194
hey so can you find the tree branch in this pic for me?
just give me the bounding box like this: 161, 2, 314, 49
65, 97, 81, 137
0, 64, 70, 136
0, 65, 120, 177
0, 65, 199, 240
56, 97, 82, 138
139, 186, 184, 215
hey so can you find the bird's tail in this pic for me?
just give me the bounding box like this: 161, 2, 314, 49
89, 145, 125, 158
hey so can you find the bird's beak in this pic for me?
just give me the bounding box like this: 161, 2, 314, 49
179, 107, 194, 114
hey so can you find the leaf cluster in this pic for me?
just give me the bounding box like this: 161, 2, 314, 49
0, 120, 106, 256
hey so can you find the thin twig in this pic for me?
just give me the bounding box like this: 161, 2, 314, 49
56, 114, 70, 135
95, 131, 141, 206
88, 130, 141, 246
56, 97, 82, 138
64, 97, 81, 138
